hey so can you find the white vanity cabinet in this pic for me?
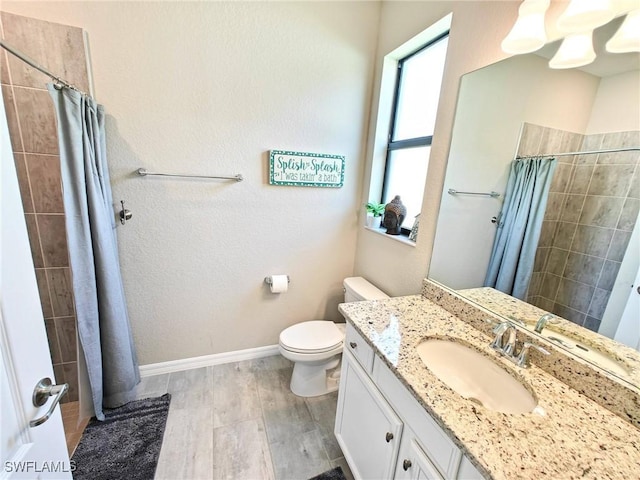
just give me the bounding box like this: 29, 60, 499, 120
334, 346, 403, 479
335, 324, 485, 480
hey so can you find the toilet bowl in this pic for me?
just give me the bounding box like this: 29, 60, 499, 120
278, 277, 388, 397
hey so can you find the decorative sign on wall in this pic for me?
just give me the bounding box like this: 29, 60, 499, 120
269, 150, 345, 188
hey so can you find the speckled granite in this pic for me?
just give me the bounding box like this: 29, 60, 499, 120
339, 295, 640, 480
422, 280, 640, 427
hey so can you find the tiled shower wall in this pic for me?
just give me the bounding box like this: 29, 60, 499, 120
1, 12, 90, 402
524, 122, 640, 332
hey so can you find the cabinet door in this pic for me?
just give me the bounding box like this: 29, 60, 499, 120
335, 351, 403, 480
395, 433, 443, 480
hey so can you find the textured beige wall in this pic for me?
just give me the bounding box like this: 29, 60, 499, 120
2, 1, 381, 364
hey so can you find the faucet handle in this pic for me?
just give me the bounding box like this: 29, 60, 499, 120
517, 342, 550, 368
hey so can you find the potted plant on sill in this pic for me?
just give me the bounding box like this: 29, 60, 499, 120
365, 202, 385, 228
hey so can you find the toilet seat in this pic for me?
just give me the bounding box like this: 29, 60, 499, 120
279, 320, 343, 354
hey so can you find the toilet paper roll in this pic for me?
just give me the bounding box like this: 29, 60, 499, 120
269, 275, 289, 294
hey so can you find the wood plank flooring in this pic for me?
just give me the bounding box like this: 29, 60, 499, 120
133, 354, 354, 480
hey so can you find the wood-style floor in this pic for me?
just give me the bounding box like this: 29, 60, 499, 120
129, 354, 354, 480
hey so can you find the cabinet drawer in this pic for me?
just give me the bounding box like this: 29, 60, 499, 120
373, 357, 461, 478
345, 323, 374, 373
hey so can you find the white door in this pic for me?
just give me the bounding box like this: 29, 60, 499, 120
1, 87, 71, 478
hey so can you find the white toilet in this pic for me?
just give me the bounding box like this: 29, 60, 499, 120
278, 276, 388, 397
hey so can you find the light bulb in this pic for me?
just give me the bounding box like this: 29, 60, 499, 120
557, 0, 615, 32
549, 32, 597, 69
502, 0, 549, 55
606, 9, 640, 52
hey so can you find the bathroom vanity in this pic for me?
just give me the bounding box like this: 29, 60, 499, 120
335, 288, 640, 479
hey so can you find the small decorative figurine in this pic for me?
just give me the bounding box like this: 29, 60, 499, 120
382, 195, 406, 235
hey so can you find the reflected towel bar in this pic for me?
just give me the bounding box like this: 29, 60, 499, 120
136, 168, 243, 182
448, 188, 500, 198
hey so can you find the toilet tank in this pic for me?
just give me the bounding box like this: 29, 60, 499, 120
343, 277, 389, 302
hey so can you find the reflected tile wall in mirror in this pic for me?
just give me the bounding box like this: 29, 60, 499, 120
525, 124, 640, 332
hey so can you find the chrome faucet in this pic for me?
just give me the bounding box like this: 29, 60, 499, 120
535, 313, 556, 333
490, 321, 517, 356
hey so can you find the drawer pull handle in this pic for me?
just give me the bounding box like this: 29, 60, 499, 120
403, 459, 412, 471
349, 342, 357, 349
385, 432, 394, 442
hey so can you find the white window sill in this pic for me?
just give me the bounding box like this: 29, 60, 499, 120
364, 226, 416, 247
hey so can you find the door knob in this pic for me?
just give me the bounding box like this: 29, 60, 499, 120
403, 459, 412, 471
30, 377, 69, 427
349, 342, 357, 349
385, 432, 394, 442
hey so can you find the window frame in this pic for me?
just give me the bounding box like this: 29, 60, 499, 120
381, 30, 450, 235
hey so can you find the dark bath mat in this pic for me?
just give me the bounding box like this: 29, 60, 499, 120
71, 393, 171, 480
309, 466, 347, 480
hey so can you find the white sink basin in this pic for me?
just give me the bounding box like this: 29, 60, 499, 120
417, 339, 537, 414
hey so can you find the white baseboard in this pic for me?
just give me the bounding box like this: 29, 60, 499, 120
139, 344, 280, 377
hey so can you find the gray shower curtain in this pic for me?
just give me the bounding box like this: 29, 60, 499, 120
48, 84, 139, 420
484, 156, 557, 299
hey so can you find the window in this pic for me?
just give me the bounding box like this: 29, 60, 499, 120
381, 33, 449, 235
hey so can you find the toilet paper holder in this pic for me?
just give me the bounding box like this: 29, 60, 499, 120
264, 275, 290, 285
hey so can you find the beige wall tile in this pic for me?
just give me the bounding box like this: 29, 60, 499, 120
607, 230, 632, 262
55, 316, 77, 363
579, 196, 624, 229
13, 86, 59, 155
618, 198, 640, 232
34, 268, 53, 318
24, 213, 43, 267
26, 154, 64, 213
37, 214, 68, 267
46, 267, 75, 317
563, 252, 604, 287
571, 225, 614, 258
587, 164, 636, 197
45, 318, 62, 365
1, 84, 23, 152
1, 12, 89, 91
568, 165, 593, 194
61, 362, 78, 402
13, 152, 33, 213
0, 50, 10, 85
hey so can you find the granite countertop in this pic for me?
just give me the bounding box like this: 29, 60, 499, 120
339, 295, 640, 480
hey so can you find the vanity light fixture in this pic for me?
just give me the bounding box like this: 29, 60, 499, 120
556, 0, 616, 32
503, 0, 639, 68
501, 0, 550, 54
549, 31, 597, 69
605, 8, 640, 52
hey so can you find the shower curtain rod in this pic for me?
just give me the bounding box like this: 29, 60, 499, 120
0, 40, 87, 95
516, 146, 640, 159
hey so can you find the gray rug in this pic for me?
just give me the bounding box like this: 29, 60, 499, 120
71, 393, 171, 480
309, 466, 347, 480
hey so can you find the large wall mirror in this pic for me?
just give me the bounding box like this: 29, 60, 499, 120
429, 18, 640, 389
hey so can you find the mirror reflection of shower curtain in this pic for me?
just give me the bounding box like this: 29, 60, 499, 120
47, 84, 140, 421
484, 157, 557, 299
